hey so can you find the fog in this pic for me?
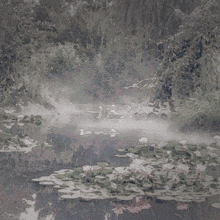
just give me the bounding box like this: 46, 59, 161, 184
18, 83, 217, 146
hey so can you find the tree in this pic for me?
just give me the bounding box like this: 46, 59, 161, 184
154, 0, 220, 101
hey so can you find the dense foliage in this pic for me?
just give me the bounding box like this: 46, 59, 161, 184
156, 0, 220, 99
154, 0, 220, 129
0, 0, 201, 95
1, 0, 220, 130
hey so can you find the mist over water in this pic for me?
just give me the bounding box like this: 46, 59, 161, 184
19, 85, 216, 146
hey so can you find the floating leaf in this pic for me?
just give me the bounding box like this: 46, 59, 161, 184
97, 162, 109, 167
117, 149, 125, 152
186, 144, 197, 151
32, 138, 220, 203
211, 203, 220, 209
162, 163, 174, 170
116, 194, 137, 201
39, 181, 54, 185
95, 175, 105, 179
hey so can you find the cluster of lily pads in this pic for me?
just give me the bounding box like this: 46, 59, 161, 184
0, 132, 52, 153
0, 110, 43, 126
32, 140, 220, 205
18, 114, 43, 126
0, 112, 50, 153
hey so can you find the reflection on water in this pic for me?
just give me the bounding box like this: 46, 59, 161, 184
1, 102, 220, 219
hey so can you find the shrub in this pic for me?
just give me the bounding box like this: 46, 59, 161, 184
171, 90, 220, 131
171, 48, 220, 130
155, 0, 220, 102
14, 42, 89, 102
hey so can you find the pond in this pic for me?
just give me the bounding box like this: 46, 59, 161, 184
1, 102, 220, 220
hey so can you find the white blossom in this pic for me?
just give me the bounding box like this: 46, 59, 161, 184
83, 165, 93, 172
162, 163, 174, 170
139, 137, 148, 144
195, 164, 207, 172
177, 164, 189, 173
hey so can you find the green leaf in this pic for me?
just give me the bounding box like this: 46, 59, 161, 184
212, 203, 220, 209
97, 162, 110, 167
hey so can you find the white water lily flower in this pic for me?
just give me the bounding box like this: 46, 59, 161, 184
82, 165, 93, 172
140, 165, 154, 175
4, 123, 14, 129
112, 167, 129, 178
177, 164, 189, 173
129, 164, 140, 172
110, 110, 119, 115
179, 140, 187, 145
126, 153, 136, 158
110, 129, 117, 137
139, 137, 148, 144
194, 151, 201, 157
111, 182, 117, 189
132, 159, 147, 166
208, 152, 217, 157
80, 129, 92, 135
106, 174, 116, 180
158, 141, 168, 148
214, 135, 220, 140
162, 163, 174, 170
166, 151, 172, 155
129, 159, 147, 171
17, 115, 24, 119
195, 164, 207, 172
172, 175, 180, 183
114, 167, 128, 174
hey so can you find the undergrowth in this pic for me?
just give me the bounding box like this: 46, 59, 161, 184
171, 49, 220, 131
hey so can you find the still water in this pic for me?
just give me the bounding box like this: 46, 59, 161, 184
1, 103, 220, 220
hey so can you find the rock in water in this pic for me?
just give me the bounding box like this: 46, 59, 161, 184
160, 113, 168, 120
148, 112, 158, 119
134, 112, 148, 120
102, 110, 108, 118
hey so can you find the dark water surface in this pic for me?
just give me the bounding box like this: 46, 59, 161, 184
1, 111, 220, 220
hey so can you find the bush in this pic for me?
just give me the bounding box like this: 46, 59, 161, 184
171, 90, 220, 131
14, 42, 89, 102
171, 48, 220, 130
155, 0, 220, 102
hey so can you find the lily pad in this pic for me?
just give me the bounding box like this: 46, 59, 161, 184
32, 139, 220, 203
211, 203, 220, 209
35, 120, 42, 126
97, 162, 109, 167
39, 181, 54, 185
0, 132, 11, 141
187, 144, 198, 151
